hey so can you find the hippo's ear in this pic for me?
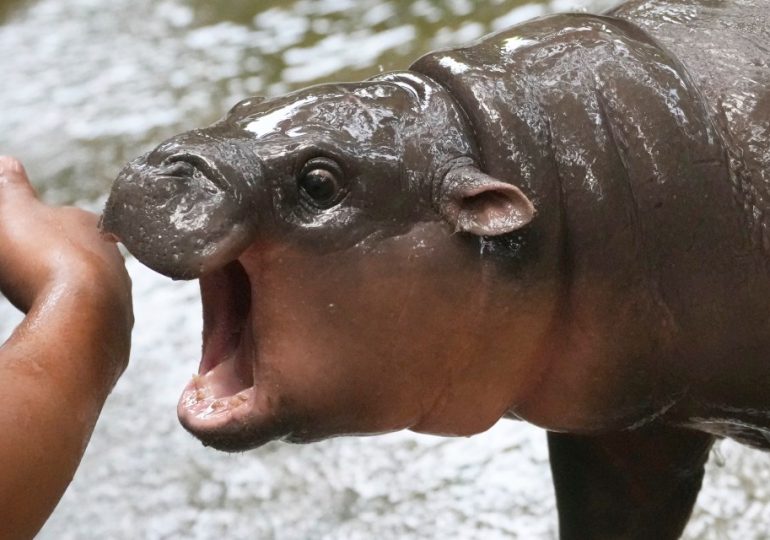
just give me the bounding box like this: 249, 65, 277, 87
439, 165, 535, 236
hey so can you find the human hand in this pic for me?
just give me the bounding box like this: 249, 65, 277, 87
0, 156, 133, 385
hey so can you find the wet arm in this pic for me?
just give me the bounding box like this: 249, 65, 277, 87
0, 157, 133, 539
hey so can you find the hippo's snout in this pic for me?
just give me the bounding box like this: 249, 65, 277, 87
101, 138, 261, 280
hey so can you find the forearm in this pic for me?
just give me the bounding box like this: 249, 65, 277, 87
0, 277, 131, 539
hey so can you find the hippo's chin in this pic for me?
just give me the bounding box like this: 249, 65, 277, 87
175, 260, 284, 451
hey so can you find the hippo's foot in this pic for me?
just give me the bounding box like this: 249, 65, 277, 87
547, 425, 714, 540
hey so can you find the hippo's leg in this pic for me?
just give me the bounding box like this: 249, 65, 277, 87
547, 426, 714, 540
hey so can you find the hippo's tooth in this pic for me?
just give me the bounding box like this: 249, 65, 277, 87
228, 393, 249, 408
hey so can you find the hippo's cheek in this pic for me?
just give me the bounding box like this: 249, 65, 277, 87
173, 253, 429, 451
174, 222, 529, 450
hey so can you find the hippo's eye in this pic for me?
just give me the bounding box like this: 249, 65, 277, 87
298, 158, 345, 209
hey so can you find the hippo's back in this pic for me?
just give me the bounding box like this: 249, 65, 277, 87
609, 0, 770, 105
611, 0, 770, 251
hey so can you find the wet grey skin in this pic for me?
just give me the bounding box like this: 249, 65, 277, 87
102, 1, 770, 538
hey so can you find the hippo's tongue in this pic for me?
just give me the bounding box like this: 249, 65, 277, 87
177, 260, 257, 428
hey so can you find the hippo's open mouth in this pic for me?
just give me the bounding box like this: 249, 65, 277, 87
176, 259, 265, 442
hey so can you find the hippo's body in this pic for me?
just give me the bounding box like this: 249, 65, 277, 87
102, 1, 770, 538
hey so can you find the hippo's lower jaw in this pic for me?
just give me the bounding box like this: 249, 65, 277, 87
175, 260, 284, 451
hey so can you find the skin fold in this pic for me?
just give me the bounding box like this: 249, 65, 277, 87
102, 0, 770, 537
0, 157, 133, 539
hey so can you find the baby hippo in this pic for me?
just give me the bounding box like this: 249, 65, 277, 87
102, 0, 770, 538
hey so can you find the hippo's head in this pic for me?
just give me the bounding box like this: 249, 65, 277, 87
102, 72, 541, 451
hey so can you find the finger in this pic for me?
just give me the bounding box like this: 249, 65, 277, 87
0, 156, 43, 243
0, 156, 39, 199
0, 158, 45, 311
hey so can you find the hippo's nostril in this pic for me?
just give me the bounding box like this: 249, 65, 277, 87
163, 153, 228, 190
159, 160, 197, 177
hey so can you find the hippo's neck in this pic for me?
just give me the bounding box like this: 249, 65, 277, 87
412, 12, 770, 430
